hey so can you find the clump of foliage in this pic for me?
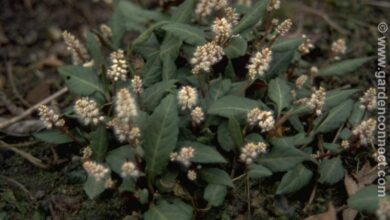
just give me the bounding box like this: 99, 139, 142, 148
34, 0, 387, 219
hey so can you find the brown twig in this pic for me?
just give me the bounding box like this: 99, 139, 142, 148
0, 175, 35, 201
0, 87, 68, 130
0, 140, 50, 169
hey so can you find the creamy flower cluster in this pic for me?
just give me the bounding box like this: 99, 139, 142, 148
121, 161, 139, 178
267, 0, 280, 11
108, 118, 141, 143
107, 50, 128, 82
100, 24, 112, 38
83, 160, 109, 181
195, 0, 228, 17
298, 35, 314, 55
37, 105, 65, 129
191, 106, 205, 125
212, 17, 232, 45
74, 97, 104, 125
187, 170, 197, 181
178, 86, 198, 111
247, 108, 275, 132
225, 7, 239, 26
62, 31, 89, 65
295, 75, 308, 89
247, 48, 273, 80
131, 75, 143, 94
191, 41, 224, 74
331, 38, 346, 58
240, 142, 267, 164
297, 87, 326, 116
360, 87, 377, 111
377, 198, 390, 220
115, 88, 138, 122
170, 147, 195, 167
352, 118, 376, 145
276, 19, 292, 36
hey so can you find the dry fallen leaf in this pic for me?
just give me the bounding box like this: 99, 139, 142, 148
353, 161, 377, 187
304, 202, 337, 220
344, 172, 359, 196
342, 208, 358, 220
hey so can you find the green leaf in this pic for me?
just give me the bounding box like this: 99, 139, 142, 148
248, 164, 272, 179
323, 143, 340, 153
318, 157, 344, 184
272, 38, 304, 51
233, 0, 269, 34
276, 164, 313, 194
228, 117, 244, 149
142, 80, 177, 112
142, 53, 162, 87
58, 65, 105, 96
314, 99, 354, 133
206, 78, 232, 106
270, 133, 313, 148
258, 145, 313, 172
323, 89, 359, 111
170, 0, 195, 23
318, 57, 373, 77
160, 35, 182, 80
225, 37, 248, 58
203, 184, 227, 207
84, 175, 108, 199
144, 199, 193, 220
86, 32, 104, 66
347, 185, 380, 213
268, 38, 303, 77
144, 95, 179, 181
33, 130, 73, 144
268, 77, 292, 116
90, 125, 108, 162
132, 21, 170, 47
348, 102, 365, 126
217, 122, 235, 152
162, 23, 206, 45
186, 141, 227, 163
208, 95, 259, 120
106, 146, 135, 175
200, 168, 233, 187
119, 177, 136, 193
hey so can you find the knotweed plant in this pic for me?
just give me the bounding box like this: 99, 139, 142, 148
34, 0, 383, 219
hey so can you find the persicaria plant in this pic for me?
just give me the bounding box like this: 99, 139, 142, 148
33, 0, 385, 219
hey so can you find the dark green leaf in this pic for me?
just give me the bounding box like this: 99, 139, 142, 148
233, 0, 269, 34
106, 146, 135, 175
248, 164, 272, 179
203, 184, 227, 207
144, 95, 179, 181
186, 142, 227, 163
319, 57, 373, 77
84, 175, 107, 199
33, 130, 73, 144
268, 77, 292, 116
217, 122, 235, 152
208, 95, 259, 120
258, 145, 313, 172
348, 102, 365, 126
200, 168, 233, 187
323, 89, 359, 111
276, 164, 312, 194
86, 32, 104, 66
228, 117, 244, 149
314, 99, 354, 133
347, 185, 380, 213
142, 80, 177, 112
225, 37, 247, 58
144, 199, 193, 220
162, 23, 206, 45
318, 157, 344, 184
90, 125, 108, 162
